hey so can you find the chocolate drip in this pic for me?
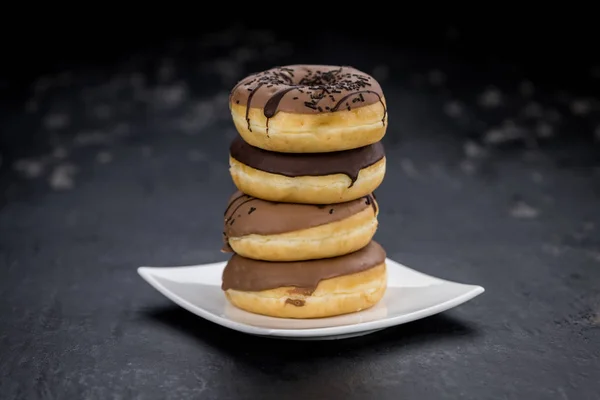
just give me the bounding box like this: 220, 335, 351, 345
225, 198, 254, 224
221, 241, 386, 292
230, 65, 386, 134
331, 90, 387, 126
221, 190, 377, 251
264, 87, 300, 118
263, 86, 300, 136
365, 193, 377, 214
229, 136, 385, 187
244, 83, 265, 132
221, 192, 253, 252
223, 192, 249, 216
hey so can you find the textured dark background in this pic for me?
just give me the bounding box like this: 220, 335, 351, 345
1, 19, 600, 399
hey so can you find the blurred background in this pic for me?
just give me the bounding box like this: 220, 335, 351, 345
1, 17, 599, 398
1, 19, 598, 260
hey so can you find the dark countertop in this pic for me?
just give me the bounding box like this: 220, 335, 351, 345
1, 25, 599, 399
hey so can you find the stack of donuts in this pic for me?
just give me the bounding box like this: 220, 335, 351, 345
221, 65, 389, 319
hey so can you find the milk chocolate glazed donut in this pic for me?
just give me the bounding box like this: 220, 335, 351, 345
222, 191, 379, 261
229, 65, 387, 153
222, 241, 388, 319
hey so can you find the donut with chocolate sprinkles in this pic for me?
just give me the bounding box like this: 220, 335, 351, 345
229, 65, 387, 153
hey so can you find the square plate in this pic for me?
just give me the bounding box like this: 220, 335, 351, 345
138, 258, 484, 340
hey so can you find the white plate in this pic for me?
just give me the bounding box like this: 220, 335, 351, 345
138, 258, 484, 340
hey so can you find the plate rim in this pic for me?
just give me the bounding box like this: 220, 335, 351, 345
137, 259, 485, 338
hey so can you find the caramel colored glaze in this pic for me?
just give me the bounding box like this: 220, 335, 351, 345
221, 241, 386, 292
229, 65, 386, 132
229, 135, 385, 186
221, 191, 377, 251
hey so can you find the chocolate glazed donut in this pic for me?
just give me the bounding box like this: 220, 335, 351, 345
228, 136, 387, 204
222, 240, 388, 319
221, 190, 379, 261
229, 65, 388, 153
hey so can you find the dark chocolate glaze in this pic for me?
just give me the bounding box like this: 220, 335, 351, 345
221, 241, 386, 292
229, 136, 385, 187
221, 191, 378, 252
229, 65, 386, 133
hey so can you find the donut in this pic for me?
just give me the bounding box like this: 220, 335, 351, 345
222, 190, 379, 261
229, 136, 386, 204
229, 65, 387, 153
221, 241, 387, 319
